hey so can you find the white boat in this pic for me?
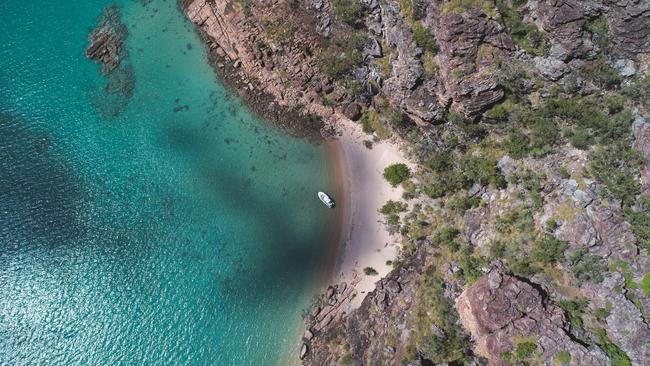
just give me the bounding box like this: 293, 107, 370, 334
318, 191, 335, 208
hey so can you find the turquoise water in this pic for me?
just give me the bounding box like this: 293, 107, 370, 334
0, 1, 331, 365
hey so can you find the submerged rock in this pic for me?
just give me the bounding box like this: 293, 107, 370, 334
85, 5, 133, 119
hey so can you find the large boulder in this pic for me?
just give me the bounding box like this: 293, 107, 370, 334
456, 262, 608, 366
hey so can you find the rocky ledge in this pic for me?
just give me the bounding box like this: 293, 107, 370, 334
85, 5, 127, 74
457, 262, 608, 366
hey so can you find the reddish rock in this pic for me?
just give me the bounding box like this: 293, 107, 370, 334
457, 262, 607, 366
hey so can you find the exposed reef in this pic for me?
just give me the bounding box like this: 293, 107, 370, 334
85, 5, 134, 119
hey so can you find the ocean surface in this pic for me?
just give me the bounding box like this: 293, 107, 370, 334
0, 1, 331, 364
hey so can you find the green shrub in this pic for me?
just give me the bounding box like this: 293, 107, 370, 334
509, 258, 538, 276
589, 144, 645, 207
433, 227, 461, 251
490, 241, 507, 258
411, 22, 437, 53
505, 129, 532, 159
515, 341, 537, 359
448, 195, 481, 214
363, 266, 378, 275
485, 103, 509, 122
531, 234, 568, 265
621, 76, 650, 102
640, 273, 650, 296
596, 329, 631, 366
554, 351, 572, 365
383, 163, 411, 187
426, 150, 454, 172
442, 0, 496, 17
423, 175, 463, 199
380, 200, 407, 215
529, 117, 560, 155
624, 196, 650, 252
496, 0, 548, 56
567, 128, 593, 150
398, 0, 427, 20
464, 156, 506, 188
568, 249, 607, 284
497, 64, 529, 99
457, 245, 487, 284
605, 95, 625, 114
584, 57, 620, 89
584, 15, 610, 51
545, 219, 559, 232
411, 270, 472, 363
316, 31, 367, 79
556, 298, 588, 333
331, 0, 367, 25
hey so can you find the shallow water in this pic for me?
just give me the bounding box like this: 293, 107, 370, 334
0, 1, 330, 364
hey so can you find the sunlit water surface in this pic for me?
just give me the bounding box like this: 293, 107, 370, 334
0, 1, 330, 364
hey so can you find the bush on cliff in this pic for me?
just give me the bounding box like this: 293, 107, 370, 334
589, 143, 644, 207
332, 0, 367, 26
317, 31, 367, 79
409, 269, 472, 363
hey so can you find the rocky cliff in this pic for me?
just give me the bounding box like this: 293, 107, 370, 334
181, 0, 650, 365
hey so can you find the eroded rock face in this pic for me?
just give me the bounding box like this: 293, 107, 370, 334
424, 5, 512, 116
185, 0, 329, 137
457, 262, 608, 366
607, 0, 650, 56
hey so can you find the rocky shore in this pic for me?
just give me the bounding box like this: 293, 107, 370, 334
180, 0, 650, 365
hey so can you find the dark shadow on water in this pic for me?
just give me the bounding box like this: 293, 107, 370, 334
0, 112, 85, 247
162, 121, 326, 308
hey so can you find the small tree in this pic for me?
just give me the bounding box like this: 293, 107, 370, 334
383, 163, 410, 187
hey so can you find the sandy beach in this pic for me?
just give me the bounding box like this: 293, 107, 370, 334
325, 118, 412, 309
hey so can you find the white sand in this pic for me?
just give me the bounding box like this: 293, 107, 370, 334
330, 118, 412, 309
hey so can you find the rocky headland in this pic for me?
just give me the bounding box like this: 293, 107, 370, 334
181, 0, 650, 365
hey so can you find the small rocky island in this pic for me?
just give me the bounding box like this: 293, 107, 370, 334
85, 5, 134, 119
85, 5, 126, 74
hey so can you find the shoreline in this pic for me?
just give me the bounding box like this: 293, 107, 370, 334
321, 118, 411, 309
321, 139, 351, 284
180, 0, 411, 356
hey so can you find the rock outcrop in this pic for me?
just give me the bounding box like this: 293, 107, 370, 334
303, 244, 432, 366
85, 5, 134, 119
457, 262, 608, 366
183, 0, 650, 131
85, 5, 127, 74
423, 3, 513, 116
184, 0, 330, 137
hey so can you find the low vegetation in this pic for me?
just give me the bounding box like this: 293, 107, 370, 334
384, 163, 411, 187
331, 0, 367, 26
496, 0, 549, 56
405, 268, 472, 364
363, 266, 378, 276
